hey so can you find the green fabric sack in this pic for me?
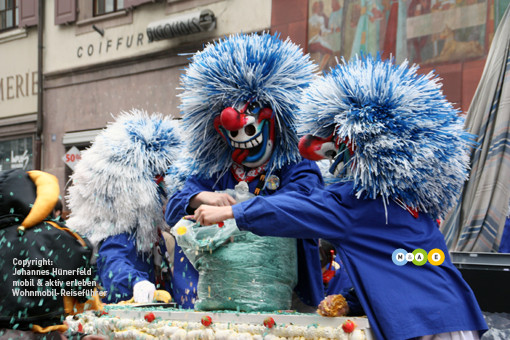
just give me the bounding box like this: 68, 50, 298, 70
172, 187, 297, 312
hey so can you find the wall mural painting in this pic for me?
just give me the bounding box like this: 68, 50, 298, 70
308, 0, 506, 71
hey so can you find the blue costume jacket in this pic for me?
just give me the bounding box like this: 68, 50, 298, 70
97, 233, 156, 303
97, 232, 198, 308
233, 181, 488, 340
165, 159, 325, 308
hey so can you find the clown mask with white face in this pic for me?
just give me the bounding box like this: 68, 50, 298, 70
298, 131, 354, 177
214, 101, 275, 169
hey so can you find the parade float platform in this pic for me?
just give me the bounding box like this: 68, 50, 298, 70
66, 305, 375, 339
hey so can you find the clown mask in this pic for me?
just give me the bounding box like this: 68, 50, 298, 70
214, 101, 275, 169
298, 132, 354, 176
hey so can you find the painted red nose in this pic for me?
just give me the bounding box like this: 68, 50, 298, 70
220, 107, 248, 131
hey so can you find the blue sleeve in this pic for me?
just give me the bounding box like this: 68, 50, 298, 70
234, 185, 349, 240
97, 233, 154, 303
165, 177, 216, 226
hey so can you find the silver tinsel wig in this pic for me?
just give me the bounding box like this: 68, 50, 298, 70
66, 109, 182, 253
179, 32, 317, 178
298, 55, 475, 219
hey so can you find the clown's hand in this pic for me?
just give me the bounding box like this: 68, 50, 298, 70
190, 191, 237, 209
133, 280, 156, 303
193, 205, 234, 226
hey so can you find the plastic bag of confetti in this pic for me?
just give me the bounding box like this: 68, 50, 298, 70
171, 183, 298, 312
171, 216, 240, 260
171, 183, 251, 259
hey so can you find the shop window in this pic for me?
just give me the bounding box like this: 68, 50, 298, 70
0, 136, 33, 171
93, 0, 125, 16
0, 0, 18, 32
73, 0, 153, 31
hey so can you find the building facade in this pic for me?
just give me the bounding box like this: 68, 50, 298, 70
0, 1, 39, 172
0, 0, 506, 209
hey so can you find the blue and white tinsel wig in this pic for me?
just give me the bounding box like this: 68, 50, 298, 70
179, 32, 317, 178
298, 55, 475, 219
66, 109, 182, 253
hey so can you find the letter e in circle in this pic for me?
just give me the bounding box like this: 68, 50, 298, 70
428, 248, 445, 266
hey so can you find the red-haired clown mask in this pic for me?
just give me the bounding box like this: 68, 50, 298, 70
214, 101, 275, 168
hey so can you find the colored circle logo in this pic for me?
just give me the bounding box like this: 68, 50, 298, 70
412, 249, 428, 266
392, 248, 407, 266
428, 248, 445, 266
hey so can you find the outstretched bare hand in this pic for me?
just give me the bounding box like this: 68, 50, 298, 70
192, 205, 234, 226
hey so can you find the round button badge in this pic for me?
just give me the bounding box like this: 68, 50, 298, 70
265, 175, 280, 190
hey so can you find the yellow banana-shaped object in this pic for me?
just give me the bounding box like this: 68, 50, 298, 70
20, 171, 60, 230
153, 290, 172, 303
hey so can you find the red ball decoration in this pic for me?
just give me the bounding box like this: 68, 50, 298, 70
263, 317, 275, 328
342, 319, 356, 333
201, 315, 213, 327
144, 312, 156, 323
95, 310, 108, 317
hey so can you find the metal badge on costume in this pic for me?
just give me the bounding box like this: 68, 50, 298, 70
265, 175, 280, 191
